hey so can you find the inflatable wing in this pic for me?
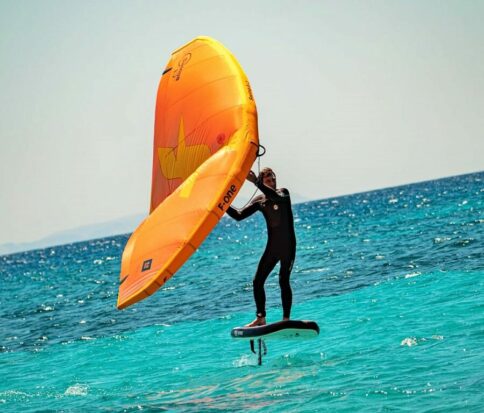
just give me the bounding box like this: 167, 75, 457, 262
117, 37, 258, 309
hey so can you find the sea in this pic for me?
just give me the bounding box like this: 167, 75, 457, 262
1, 172, 482, 412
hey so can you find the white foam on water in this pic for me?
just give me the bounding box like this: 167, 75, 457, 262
64, 384, 88, 396
233, 354, 255, 367
401, 337, 418, 347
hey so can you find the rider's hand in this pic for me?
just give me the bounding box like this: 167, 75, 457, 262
247, 170, 257, 184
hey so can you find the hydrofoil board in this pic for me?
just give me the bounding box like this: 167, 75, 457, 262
231, 319, 319, 340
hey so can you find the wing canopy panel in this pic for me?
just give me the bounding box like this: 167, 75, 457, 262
117, 37, 258, 309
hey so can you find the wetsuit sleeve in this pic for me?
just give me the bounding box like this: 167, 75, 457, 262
226, 198, 261, 221
256, 179, 290, 202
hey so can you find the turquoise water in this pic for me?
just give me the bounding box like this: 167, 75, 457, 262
1, 172, 483, 412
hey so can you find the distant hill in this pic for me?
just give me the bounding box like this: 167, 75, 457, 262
0, 213, 146, 256
0, 192, 313, 256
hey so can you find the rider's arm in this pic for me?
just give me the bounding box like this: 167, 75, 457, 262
255, 179, 290, 203
226, 197, 261, 221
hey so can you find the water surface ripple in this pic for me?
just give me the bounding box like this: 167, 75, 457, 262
1, 172, 483, 412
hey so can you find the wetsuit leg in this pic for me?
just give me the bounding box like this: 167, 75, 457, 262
253, 248, 278, 317
279, 250, 295, 319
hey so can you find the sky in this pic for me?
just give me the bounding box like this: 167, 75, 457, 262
1, 0, 483, 245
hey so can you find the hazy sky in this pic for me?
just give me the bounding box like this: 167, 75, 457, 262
1, 0, 483, 245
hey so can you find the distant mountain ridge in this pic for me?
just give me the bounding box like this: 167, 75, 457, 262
0, 214, 146, 256
0, 192, 312, 256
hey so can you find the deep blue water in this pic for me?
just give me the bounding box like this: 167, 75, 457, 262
1, 172, 483, 412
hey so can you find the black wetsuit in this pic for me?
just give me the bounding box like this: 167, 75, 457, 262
227, 180, 296, 319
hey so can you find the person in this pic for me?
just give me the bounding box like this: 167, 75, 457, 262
226, 168, 296, 327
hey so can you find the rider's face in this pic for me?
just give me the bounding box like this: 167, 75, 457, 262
263, 172, 276, 189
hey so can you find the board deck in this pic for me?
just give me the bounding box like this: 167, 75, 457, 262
231, 320, 319, 340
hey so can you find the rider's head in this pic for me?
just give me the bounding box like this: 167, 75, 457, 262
259, 167, 276, 189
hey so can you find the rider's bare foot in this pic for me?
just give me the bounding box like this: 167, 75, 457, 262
282, 317, 290, 321
245, 316, 266, 327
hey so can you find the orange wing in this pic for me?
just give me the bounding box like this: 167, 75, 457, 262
117, 37, 258, 309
